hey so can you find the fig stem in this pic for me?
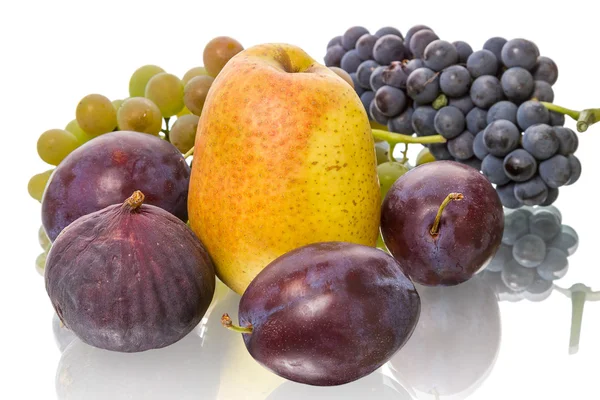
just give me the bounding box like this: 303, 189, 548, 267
183, 146, 195, 159
430, 193, 464, 236
372, 129, 446, 145
124, 190, 145, 210
221, 313, 253, 334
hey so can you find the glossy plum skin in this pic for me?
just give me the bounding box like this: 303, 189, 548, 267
237, 242, 421, 386
45, 198, 215, 352
381, 161, 504, 286
42, 131, 190, 241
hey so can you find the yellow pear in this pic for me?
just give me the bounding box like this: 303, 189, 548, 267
188, 43, 380, 294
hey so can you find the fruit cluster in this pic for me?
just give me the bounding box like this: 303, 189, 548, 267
326, 25, 583, 208
481, 206, 578, 302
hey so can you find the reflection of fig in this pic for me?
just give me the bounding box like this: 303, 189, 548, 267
56, 332, 218, 400
45, 191, 215, 352
389, 275, 501, 399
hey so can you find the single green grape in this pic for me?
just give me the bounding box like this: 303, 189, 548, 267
377, 161, 410, 201
36, 252, 47, 276
170, 114, 200, 153
182, 67, 209, 85
38, 226, 51, 251
116, 97, 162, 135
203, 36, 244, 77
416, 147, 436, 165
129, 65, 165, 97
145, 73, 185, 118
37, 129, 79, 166
28, 169, 54, 201
65, 119, 93, 144
76, 94, 117, 136
177, 105, 191, 117
183, 75, 214, 116
374, 141, 390, 165
112, 99, 125, 113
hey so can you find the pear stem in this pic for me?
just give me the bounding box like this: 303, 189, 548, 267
430, 193, 464, 236
183, 146, 195, 159
372, 129, 446, 145
221, 313, 253, 334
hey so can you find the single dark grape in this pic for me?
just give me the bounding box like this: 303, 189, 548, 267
466, 107, 488, 133
341, 50, 364, 73
453, 41, 473, 64
350, 73, 365, 96
501, 38, 540, 70
549, 225, 579, 256
539, 155, 571, 188
467, 50, 498, 78
448, 95, 474, 115
423, 40, 459, 72
473, 131, 489, 160
512, 234, 546, 268
440, 65, 471, 97
481, 154, 510, 185
428, 143, 453, 160
553, 127, 578, 155
497, 182, 522, 209
517, 100, 550, 131
541, 187, 559, 206
373, 34, 407, 65
532, 56, 558, 86
375, 85, 407, 117
537, 248, 569, 281
522, 124, 559, 160
405, 25, 431, 47
409, 29, 439, 59
524, 277, 554, 301
503, 149, 537, 182
342, 26, 370, 50
360, 91, 375, 114
529, 209, 561, 242
324, 45, 346, 67
369, 99, 389, 125
501, 67, 534, 104
459, 157, 482, 171
502, 209, 530, 245
382, 61, 409, 88
404, 58, 426, 74
486, 101, 518, 125
470, 75, 504, 109
502, 259, 536, 291
486, 243, 512, 272
514, 176, 548, 206
483, 37, 507, 63
370, 66, 386, 92
434, 106, 465, 139
549, 111, 565, 127
387, 107, 414, 134
327, 36, 342, 49
411, 106, 437, 138
482, 119, 520, 157
356, 60, 380, 89
375, 26, 403, 39
356, 34, 379, 61
406, 67, 440, 104
566, 155, 581, 185
447, 131, 475, 160
532, 80, 554, 102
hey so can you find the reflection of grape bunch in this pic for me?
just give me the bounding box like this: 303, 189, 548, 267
326, 25, 582, 208
481, 206, 578, 302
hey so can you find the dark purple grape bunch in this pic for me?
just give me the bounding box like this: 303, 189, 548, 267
480, 206, 578, 302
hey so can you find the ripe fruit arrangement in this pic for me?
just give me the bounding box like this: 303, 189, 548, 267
327, 25, 593, 208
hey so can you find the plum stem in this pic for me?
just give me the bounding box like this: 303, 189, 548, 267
221, 313, 253, 334
372, 129, 446, 145
430, 193, 464, 236
124, 190, 145, 210
183, 146, 195, 159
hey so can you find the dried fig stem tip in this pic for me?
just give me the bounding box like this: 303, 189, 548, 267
124, 190, 145, 210
221, 313, 253, 334
430, 193, 464, 236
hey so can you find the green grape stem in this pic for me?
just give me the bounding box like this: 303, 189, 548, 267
540, 102, 600, 132
183, 146, 195, 159
432, 94, 448, 110
401, 143, 409, 164
372, 129, 446, 145
388, 142, 396, 163
221, 313, 253, 334
162, 117, 171, 141
540, 102, 581, 120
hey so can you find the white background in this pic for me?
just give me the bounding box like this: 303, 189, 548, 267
1, 0, 599, 399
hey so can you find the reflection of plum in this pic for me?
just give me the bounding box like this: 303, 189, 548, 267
389, 275, 501, 399
52, 313, 76, 352
266, 370, 412, 400
55, 331, 218, 400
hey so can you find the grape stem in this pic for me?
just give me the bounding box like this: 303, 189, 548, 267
432, 94, 448, 110
430, 193, 464, 236
401, 143, 409, 164
540, 102, 600, 132
553, 283, 600, 354
388, 143, 396, 163
221, 313, 253, 334
372, 129, 446, 145
162, 117, 171, 141
183, 146, 195, 159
